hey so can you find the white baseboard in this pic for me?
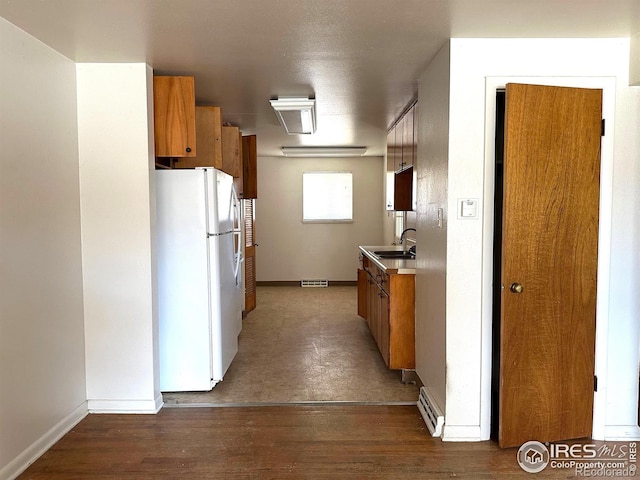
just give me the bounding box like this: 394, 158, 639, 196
442, 424, 484, 442
604, 425, 640, 441
87, 393, 163, 414
0, 401, 88, 480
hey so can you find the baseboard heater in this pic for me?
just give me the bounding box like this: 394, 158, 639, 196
301, 279, 329, 287
417, 386, 445, 436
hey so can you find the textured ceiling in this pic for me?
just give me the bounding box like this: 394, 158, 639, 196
1, 0, 638, 156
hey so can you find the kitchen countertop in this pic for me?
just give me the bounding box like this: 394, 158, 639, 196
359, 245, 416, 275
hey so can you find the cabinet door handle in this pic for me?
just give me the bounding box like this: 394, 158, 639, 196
186, 147, 192, 153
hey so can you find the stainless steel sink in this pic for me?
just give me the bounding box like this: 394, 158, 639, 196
373, 250, 415, 259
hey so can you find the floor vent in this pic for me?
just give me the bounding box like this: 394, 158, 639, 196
301, 279, 329, 287
417, 386, 445, 437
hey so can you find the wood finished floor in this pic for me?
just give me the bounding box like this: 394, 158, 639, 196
163, 286, 419, 405
18, 287, 604, 479
17, 406, 573, 479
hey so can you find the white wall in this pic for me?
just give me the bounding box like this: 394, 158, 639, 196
439, 38, 640, 441
77, 63, 162, 413
256, 156, 385, 281
0, 18, 87, 479
414, 42, 450, 415
630, 33, 640, 85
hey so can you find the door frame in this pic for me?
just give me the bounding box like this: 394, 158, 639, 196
480, 76, 616, 441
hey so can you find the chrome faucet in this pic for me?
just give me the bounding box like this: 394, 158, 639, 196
399, 228, 416, 245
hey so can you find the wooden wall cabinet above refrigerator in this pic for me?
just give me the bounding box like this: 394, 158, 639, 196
222, 128, 258, 199
222, 125, 242, 178
174, 106, 222, 169
153, 76, 196, 158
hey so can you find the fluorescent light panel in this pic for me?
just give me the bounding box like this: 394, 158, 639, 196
270, 97, 316, 135
281, 146, 367, 157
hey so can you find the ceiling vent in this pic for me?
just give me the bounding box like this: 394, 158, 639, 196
270, 97, 316, 135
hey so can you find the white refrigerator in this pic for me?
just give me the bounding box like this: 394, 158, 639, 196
156, 168, 243, 392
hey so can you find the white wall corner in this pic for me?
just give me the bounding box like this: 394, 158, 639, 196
630, 33, 640, 86
0, 402, 88, 480
77, 63, 159, 410
145, 63, 163, 406
441, 425, 484, 442
88, 394, 163, 414
604, 425, 640, 441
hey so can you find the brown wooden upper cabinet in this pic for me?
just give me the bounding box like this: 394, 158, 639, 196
222, 125, 242, 178
175, 106, 222, 169
241, 135, 258, 199
400, 104, 415, 170
233, 130, 243, 197
412, 102, 418, 167
385, 128, 397, 210
153, 76, 196, 158
386, 100, 417, 211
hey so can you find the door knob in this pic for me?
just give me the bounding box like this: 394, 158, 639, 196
510, 283, 524, 294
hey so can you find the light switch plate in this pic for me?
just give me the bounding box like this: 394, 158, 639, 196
458, 198, 479, 219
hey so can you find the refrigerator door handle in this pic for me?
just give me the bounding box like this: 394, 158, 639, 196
207, 230, 234, 237
232, 229, 243, 285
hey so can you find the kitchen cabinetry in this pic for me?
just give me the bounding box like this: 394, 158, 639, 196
153, 76, 196, 158
400, 104, 414, 170
386, 100, 417, 211
222, 126, 242, 178
357, 268, 368, 317
240, 135, 258, 199
175, 106, 222, 169
358, 254, 415, 369
385, 129, 397, 210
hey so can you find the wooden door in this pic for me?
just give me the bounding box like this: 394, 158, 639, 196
244, 199, 256, 313
499, 83, 602, 447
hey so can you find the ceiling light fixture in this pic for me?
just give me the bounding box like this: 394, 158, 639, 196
270, 97, 317, 135
281, 146, 367, 157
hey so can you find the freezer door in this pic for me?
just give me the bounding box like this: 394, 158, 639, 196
206, 169, 242, 284
206, 169, 233, 234
156, 170, 214, 392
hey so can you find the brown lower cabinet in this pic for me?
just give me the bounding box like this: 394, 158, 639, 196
358, 256, 415, 369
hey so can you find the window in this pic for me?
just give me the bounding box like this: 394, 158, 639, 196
302, 172, 353, 222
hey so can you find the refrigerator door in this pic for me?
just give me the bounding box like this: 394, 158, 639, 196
156, 169, 214, 392
206, 169, 242, 381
